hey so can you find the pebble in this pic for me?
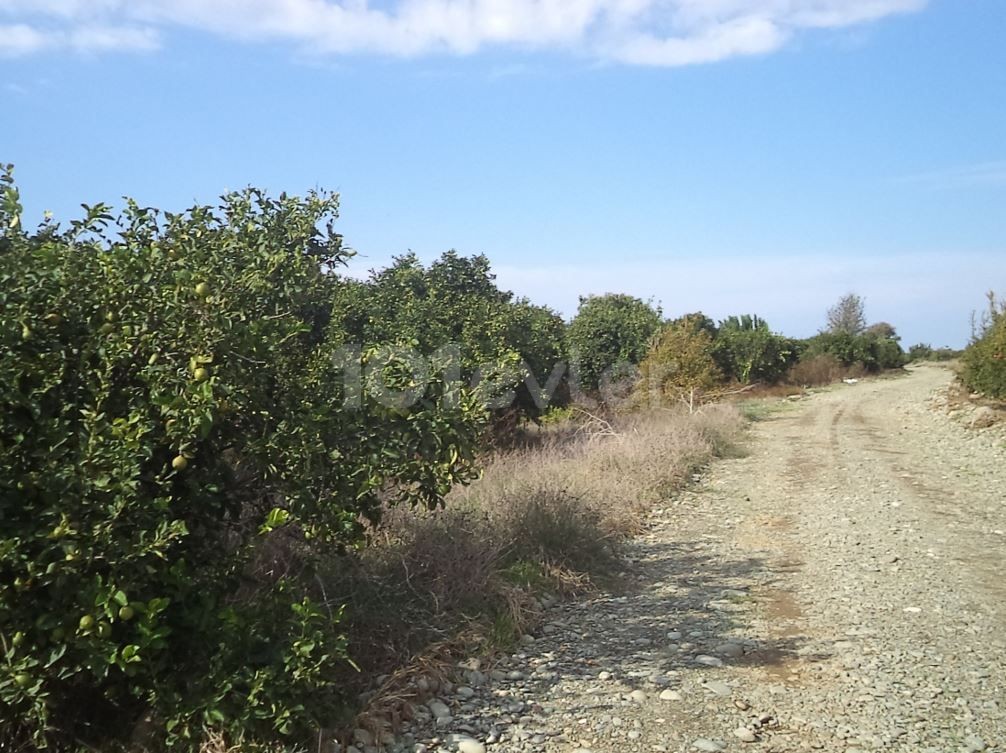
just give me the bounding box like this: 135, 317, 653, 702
694, 655, 724, 667
714, 642, 744, 658
427, 700, 452, 721
733, 727, 757, 743
692, 739, 725, 752
964, 735, 987, 752
702, 681, 732, 697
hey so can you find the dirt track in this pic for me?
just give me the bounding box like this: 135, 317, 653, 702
390, 364, 1006, 753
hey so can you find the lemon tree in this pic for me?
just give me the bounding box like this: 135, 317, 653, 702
0, 165, 484, 749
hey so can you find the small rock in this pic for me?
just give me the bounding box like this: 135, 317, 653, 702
964, 735, 987, 752
598, 670, 613, 681
659, 689, 683, 701
456, 739, 486, 753
692, 739, 725, 752
702, 680, 732, 697
427, 700, 452, 720
629, 689, 648, 703
456, 686, 475, 699
733, 727, 757, 743
714, 642, 744, 659
695, 655, 724, 667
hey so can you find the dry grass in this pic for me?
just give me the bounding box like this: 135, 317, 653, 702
301, 404, 744, 745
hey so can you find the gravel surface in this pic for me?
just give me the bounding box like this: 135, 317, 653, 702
370, 364, 1005, 753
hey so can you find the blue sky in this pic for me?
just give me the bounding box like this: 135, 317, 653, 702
3, 0, 1004, 347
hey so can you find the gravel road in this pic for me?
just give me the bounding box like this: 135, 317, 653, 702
382, 364, 1006, 753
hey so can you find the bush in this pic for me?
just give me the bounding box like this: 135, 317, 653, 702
331, 251, 568, 420
907, 343, 961, 362
712, 315, 799, 384
961, 293, 1006, 398
0, 167, 484, 749
567, 294, 662, 392
800, 330, 905, 373
635, 315, 722, 407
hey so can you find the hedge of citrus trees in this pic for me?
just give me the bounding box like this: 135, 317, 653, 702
0, 166, 487, 749
331, 251, 569, 420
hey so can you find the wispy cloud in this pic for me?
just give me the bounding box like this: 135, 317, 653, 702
895, 161, 1006, 190
0, 21, 159, 56
0, 0, 926, 65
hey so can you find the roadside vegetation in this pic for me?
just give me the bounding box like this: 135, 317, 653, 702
0, 168, 912, 750
960, 292, 1006, 399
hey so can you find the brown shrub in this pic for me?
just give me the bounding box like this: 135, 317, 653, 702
786, 354, 867, 387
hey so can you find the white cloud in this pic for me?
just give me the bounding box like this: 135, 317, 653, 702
0, 20, 158, 55
0, 0, 925, 64
0, 23, 51, 56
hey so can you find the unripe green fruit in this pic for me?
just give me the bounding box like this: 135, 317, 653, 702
193, 367, 209, 382
171, 455, 188, 471
97, 622, 112, 639
194, 282, 210, 298
78, 615, 94, 631
118, 606, 135, 621
13, 673, 31, 688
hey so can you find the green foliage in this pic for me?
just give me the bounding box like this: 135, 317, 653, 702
712, 315, 799, 384
907, 343, 961, 362
568, 294, 662, 392
331, 251, 568, 419
0, 166, 484, 749
635, 314, 722, 405
961, 293, 1006, 398
801, 329, 905, 373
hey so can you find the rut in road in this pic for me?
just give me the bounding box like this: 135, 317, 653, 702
386, 365, 1006, 753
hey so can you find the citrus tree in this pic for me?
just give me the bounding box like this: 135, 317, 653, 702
567, 294, 662, 392
712, 315, 799, 384
331, 251, 568, 420
0, 166, 484, 749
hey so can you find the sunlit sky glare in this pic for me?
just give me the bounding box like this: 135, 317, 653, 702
3, 0, 1004, 347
